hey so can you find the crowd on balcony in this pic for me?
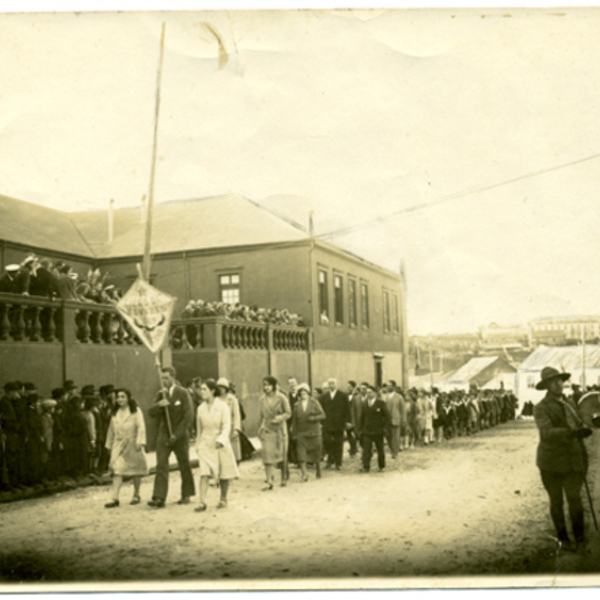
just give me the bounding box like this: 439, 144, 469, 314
0, 254, 122, 304
181, 299, 305, 326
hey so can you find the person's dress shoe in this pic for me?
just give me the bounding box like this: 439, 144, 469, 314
559, 539, 578, 553
104, 499, 119, 508
148, 499, 166, 508
177, 497, 191, 505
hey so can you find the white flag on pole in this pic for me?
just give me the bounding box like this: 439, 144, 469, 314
116, 277, 176, 353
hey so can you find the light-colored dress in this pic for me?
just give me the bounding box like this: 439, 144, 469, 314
418, 396, 434, 431
258, 391, 291, 465
105, 408, 148, 476
196, 398, 240, 480
223, 393, 242, 462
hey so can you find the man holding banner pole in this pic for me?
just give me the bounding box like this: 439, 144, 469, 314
147, 366, 195, 508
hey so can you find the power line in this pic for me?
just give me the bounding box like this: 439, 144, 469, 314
319, 151, 600, 240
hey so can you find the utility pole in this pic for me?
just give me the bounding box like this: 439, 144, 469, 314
582, 323, 587, 391
429, 341, 434, 391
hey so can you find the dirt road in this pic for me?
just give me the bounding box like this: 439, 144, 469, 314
1, 419, 600, 588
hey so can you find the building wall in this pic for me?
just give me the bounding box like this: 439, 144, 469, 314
172, 347, 309, 437
311, 244, 404, 356
0, 340, 159, 447
516, 367, 600, 409
100, 244, 311, 321
311, 350, 403, 389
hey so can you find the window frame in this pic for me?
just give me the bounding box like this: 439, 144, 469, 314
218, 272, 241, 305
360, 281, 370, 329
392, 293, 400, 334
318, 268, 330, 325
333, 272, 344, 326
383, 289, 391, 333
348, 277, 358, 328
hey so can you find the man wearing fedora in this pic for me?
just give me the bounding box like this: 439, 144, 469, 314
534, 366, 592, 552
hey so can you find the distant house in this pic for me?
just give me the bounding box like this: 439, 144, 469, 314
480, 322, 528, 349
528, 316, 600, 347
442, 356, 516, 392
516, 344, 600, 407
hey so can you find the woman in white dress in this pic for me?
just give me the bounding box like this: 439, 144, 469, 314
216, 377, 242, 462
104, 389, 148, 508
195, 379, 240, 512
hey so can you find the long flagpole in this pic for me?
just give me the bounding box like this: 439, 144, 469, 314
143, 23, 172, 438
143, 22, 166, 283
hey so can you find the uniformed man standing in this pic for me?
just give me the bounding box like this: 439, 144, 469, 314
534, 366, 592, 552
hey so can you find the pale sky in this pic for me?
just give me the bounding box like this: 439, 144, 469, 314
1, 8, 600, 335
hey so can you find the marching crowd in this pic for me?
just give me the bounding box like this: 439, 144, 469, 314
0, 368, 519, 509
125, 370, 520, 511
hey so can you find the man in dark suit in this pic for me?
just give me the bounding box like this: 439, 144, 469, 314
320, 378, 351, 470
534, 366, 592, 552
346, 380, 360, 457
286, 377, 300, 468
350, 382, 368, 452
384, 380, 403, 457
148, 366, 195, 508
360, 386, 390, 472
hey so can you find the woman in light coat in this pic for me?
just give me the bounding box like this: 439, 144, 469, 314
104, 389, 148, 508
291, 383, 326, 481
195, 379, 239, 511
258, 376, 291, 490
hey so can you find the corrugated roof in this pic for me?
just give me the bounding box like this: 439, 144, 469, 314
0, 194, 94, 257
519, 345, 600, 371
70, 194, 309, 259
445, 356, 499, 383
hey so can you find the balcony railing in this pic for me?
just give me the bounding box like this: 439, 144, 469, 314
0, 293, 141, 345
170, 318, 311, 352
0, 294, 311, 352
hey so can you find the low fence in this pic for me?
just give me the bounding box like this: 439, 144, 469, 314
170, 317, 310, 353
0, 293, 142, 346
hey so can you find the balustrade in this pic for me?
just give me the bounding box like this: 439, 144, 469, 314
0, 294, 142, 346
171, 318, 309, 353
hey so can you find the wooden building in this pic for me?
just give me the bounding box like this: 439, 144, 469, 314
0, 193, 408, 436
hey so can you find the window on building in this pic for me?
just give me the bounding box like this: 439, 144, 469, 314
348, 279, 357, 327
219, 273, 240, 305
527, 375, 535, 389
318, 270, 329, 324
361, 282, 369, 328
334, 274, 343, 325
392, 294, 400, 333
383, 290, 391, 332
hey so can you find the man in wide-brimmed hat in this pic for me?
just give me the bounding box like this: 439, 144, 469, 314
534, 366, 592, 552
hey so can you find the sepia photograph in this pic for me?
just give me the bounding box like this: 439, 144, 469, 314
1, 4, 600, 591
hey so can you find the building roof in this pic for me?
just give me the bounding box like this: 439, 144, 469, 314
445, 356, 502, 383
70, 194, 309, 259
0, 193, 403, 281
530, 315, 600, 324
519, 344, 600, 371
0, 194, 94, 257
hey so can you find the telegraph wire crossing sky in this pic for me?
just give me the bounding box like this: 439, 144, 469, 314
1, 9, 600, 335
